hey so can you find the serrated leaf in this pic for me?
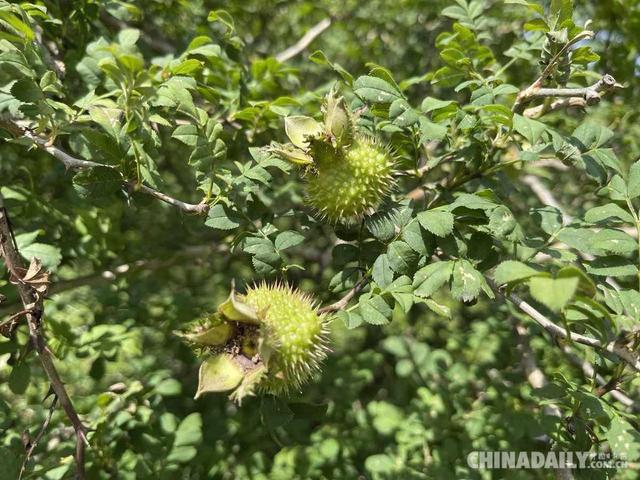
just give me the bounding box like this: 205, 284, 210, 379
389, 99, 419, 127
585, 256, 638, 277
422, 298, 451, 318
274, 230, 305, 251
419, 116, 447, 143
584, 204, 634, 224
412, 261, 454, 298
337, 310, 363, 329
627, 160, 640, 199
421, 96, 455, 113
572, 123, 614, 150
73, 166, 122, 198
359, 295, 392, 325
364, 201, 413, 242
529, 205, 562, 235
488, 205, 517, 237
451, 259, 483, 302
447, 193, 496, 211
20, 243, 62, 270
417, 209, 454, 237
10, 78, 42, 102
513, 114, 546, 144
372, 254, 394, 288
353, 75, 402, 104
172, 124, 200, 146
401, 220, 434, 255
529, 274, 578, 312
387, 241, 417, 275
494, 260, 542, 285
589, 229, 637, 255
205, 204, 240, 230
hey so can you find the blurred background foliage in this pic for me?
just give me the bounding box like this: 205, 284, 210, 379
1, 0, 640, 479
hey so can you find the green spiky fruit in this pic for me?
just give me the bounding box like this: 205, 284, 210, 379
184, 283, 330, 403
242, 283, 329, 393
306, 136, 395, 222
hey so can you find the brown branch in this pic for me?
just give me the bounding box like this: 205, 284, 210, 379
19, 395, 58, 479
0, 194, 88, 479
275, 18, 332, 63
317, 276, 368, 314
512, 29, 595, 114
0, 119, 209, 215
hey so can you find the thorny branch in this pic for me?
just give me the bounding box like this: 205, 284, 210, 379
0, 119, 209, 215
19, 394, 58, 479
0, 193, 88, 479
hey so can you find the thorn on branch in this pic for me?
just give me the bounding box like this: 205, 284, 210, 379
0, 194, 89, 479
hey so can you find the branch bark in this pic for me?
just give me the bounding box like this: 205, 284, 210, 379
0, 193, 88, 479
0, 119, 209, 215
513, 74, 620, 114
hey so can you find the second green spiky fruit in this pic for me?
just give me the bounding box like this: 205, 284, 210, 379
306, 136, 394, 222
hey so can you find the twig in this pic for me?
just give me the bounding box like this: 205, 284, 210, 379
132, 183, 209, 214
317, 276, 368, 314
513, 74, 620, 114
19, 395, 58, 479
275, 18, 332, 63
504, 288, 640, 372
523, 97, 589, 118
0, 194, 89, 479
0, 119, 209, 215
537, 30, 594, 87
562, 346, 637, 410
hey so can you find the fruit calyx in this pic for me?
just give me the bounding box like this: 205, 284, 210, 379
179, 283, 330, 403
270, 87, 396, 222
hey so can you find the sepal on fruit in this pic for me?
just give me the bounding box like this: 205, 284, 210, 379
182, 283, 331, 404
271, 88, 396, 222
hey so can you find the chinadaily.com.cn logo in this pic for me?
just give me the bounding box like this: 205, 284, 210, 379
467, 451, 629, 470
